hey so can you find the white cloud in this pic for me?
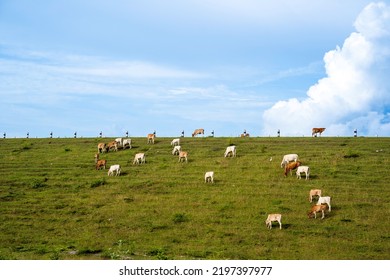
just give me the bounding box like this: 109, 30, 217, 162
262, 2, 390, 136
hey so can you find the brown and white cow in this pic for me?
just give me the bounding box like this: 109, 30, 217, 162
97, 143, 106, 153
284, 161, 301, 176
192, 128, 204, 137
147, 133, 155, 144
106, 141, 118, 152
312, 128, 326, 137
178, 151, 188, 162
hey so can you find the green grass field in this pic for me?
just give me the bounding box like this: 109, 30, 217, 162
0, 136, 389, 260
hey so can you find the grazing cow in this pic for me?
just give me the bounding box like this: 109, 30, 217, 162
172, 145, 181, 155
97, 143, 106, 153
309, 189, 322, 203
96, 159, 107, 170
133, 153, 146, 165
280, 154, 299, 168
147, 133, 155, 144
107, 164, 121, 176
308, 204, 328, 219
94, 153, 107, 170
115, 138, 123, 148
316, 196, 331, 212
296, 166, 310, 180
171, 138, 180, 146
178, 151, 188, 163
224, 145, 236, 157
205, 171, 214, 183
284, 161, 301, 176
192, 128, 204, 137
123, 139, 132, 149
312, 127, 326, 137
107, 141, 118, 152
265, 214, 282, 229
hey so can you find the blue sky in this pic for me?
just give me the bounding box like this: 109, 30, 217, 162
1, 0, 389, 137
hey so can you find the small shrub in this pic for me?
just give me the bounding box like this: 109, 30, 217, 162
31, 179, 46, 189
64, 148, 71, 152
172, 213, 188, 224
149, 247, 168, 260
343, 150, 359, 158
90, 178, 106, 188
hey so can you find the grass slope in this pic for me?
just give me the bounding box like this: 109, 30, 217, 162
0, 137, 389, 260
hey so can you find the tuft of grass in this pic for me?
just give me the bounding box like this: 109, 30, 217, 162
343, 150, 360, 158
90, 178, 106, 188
31, 179, 47, 189
172, 213, 189, 224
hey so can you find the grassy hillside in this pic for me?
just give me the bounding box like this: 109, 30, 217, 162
0, 136, 389, 260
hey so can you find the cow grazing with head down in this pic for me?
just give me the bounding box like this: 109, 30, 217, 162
308, 204, 328, 219
224, 145, 236, 157
280, 154, 299, 168
178, 151, 188, 163
107, 164, 121, 176
106, 141, 118, 152
312, 128, 326, 137
284, 161, 301, 176
171, 138, 180, 146
133, 153, 146, 165
192, 128, 204, 137
97, 143, 106, 153
205, 171, 214, 183
94, 153, 107, 170
172, 145, 181, 155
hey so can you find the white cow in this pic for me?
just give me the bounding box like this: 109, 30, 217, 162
123, 139, 132, 149
316, 196, 331, 212
205, 171, 214, 183
265, 214, 282, 229
115, 138, 124, 149
172, 145, 181, 155
107, 164, 121, 176
133, 153, 146, 165
171, 138, 180, 146
280, 153, 299, 168
296, 166, 310, 180
224, 145, 236, 157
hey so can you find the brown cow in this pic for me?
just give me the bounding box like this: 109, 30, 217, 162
312, 128, 326, 137
94, 154, 107, 170
96, 159, 107, 170
147, 133, 155, 144
97, 143, 106, 153
284, 161, 301, 177
192, 128, 204, 137
178, 151, 188, 162
308, 204, 328, 219
106, 141, 118, 152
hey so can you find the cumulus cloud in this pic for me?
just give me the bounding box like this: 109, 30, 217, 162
262, 2, 390, 136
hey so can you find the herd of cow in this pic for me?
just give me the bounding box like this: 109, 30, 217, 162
266, 141, 332, 229
94, 128, 331, 230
